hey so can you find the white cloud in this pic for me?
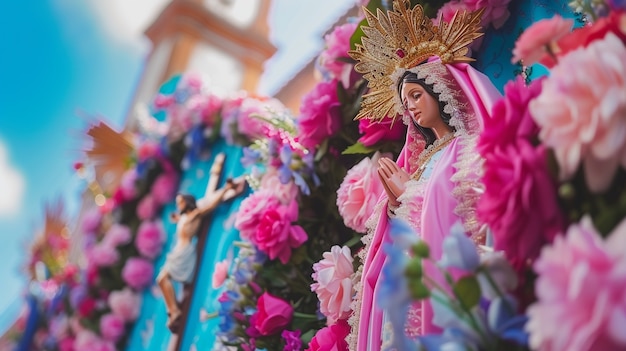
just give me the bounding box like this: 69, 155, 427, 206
0, 141, 25, 217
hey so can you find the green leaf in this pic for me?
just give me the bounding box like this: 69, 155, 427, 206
453, 276, 481, 310
342, 142, 376, 155
349, 18, 368, 51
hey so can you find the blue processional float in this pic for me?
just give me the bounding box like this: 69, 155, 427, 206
7, 0, 626, 350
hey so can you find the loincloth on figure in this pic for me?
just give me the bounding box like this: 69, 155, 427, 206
162, 243, 197, 284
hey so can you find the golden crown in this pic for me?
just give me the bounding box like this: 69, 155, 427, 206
348, 0, 485, 121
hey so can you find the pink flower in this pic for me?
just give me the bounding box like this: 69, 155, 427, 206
251, 292, 293, 335
103, 224, 131, 247
260, 169, 299, 204
151, 172, 179, 205
251, 201, 308, 264
119, 169, 137, 200
235, 190, 280, 240
74, 331, 116, 351
336, 153, 385, 233
153, 94, 175, 110
237, 97, 285, 141
511, 15, 573, 65
137, 140, 160, 162
297, 80, 342, 149
90, 243, 120, 267
121, 257, 154, 289
81, 208, 102, 234
478, 77, 564, 264
58, 337, 75, 351
135, 221, 165, 259
99, 313, 125, 342
358, 117, 406, 147
305, 319, 350, 351
530, 33, 626, 192
436, 1, 472, 25
137, 194, 158, 220
526, 216, 626, 351
282, 329, 302, 351
318, 22, 358, 86
311, 246, 354, 324
108, 288, 142, 321
464, 0, 512, 29
212, 259, 229, 288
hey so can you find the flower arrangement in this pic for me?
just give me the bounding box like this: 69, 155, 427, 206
381, 3, 626, 351
13, 73, 285, 351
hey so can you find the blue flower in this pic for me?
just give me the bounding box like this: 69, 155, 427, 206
439, 222, 480, 271
487, 295, 528, 347
241, 147, 261, 167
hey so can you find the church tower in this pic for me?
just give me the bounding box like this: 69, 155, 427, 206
125, 0, 275, 130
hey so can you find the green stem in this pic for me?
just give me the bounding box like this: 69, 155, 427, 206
293, 311, 319, 319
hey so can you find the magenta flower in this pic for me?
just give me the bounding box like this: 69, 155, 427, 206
73, 330, 116, 351
136, 194, 157, 220
81, 208, 102, 234
121, 257, 154, 289
150, 172, 179, 205
357, 117, 405, 147
311, 246, 354, 324
89, 243, 119, 267
135, 221, 165, 259
530, 33, 626, 192
318, 22, 358, 86
99, 313, 125, 342
119, 169, 138, 201
251, 292, 293, 336
297, 80, 342, 149
305, 319, 350, 351
464, 0, 512, 29
336, 152, 385, 233
108, 288, 141, 322
282, 329, 302, 351
526, 216, 626, 351
251, 201, 308, 264
102, 224, 131, 248
235, 190, 280, 240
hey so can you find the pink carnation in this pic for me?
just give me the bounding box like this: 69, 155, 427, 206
90, 243, 120, 267
102, 224, 131, 248
108, 288, 141, 321
358, 117, 406, 147
336, 153, 385, 233
530, 33, 626, 192
151, 172, 179, 205
121, 257, 154, 289
135, 221, 165, 259
526, 216, 626, 351
297, 80, 342, 149
306, 319, 350, 351
99, 313, 125, 342
250, 201, 308, 264
512, 15, 573, 65
318, 22, 358, 86
259, 170, 298, 204
235, 190, 281, 240
137, 194, 158, 220
311, 245, 354, 324
212, 259, 229, 288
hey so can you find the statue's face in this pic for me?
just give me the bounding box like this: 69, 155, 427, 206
400, 82, 441, 129
175, 195, 185, 212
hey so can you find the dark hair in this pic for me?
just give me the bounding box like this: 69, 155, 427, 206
397, 71, 453, 146
177, 193, 197, 214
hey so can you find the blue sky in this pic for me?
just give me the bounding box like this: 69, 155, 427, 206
0, 0, 354, 334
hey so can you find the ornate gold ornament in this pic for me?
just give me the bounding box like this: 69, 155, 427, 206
348, 0, 484, 121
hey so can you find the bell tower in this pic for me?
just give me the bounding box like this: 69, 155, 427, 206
126, 0, 275, 129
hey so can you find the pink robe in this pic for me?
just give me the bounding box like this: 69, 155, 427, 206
353, 63, 501, 350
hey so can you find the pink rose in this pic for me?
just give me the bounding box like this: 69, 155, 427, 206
464, 0, 512, 29
251, 292, 293, 335
318, 22, 358, 86
151, 172, 179, 205
235, 190, 280, 240
251, 201, 308, 264
137, 194, 158, 220
90, 243, 119, 267
311, 246, 354, 324
108, 288, 141, 321
530, 33, 626, 192
102, 224, 131, 248
260, 170, 298, 204
526, 216, 626, 351
306, 319, 350, 351
212, 259, 229, 288
297, 80, 342, 149
512, 15, 573, 65
99, 313, 125, 342
135, 221, 165, 259
357, 117, 406, 147
336, 153, 385, 233
121, 257, 154, 289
